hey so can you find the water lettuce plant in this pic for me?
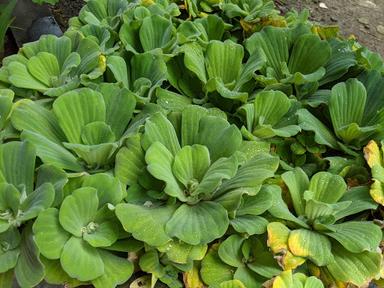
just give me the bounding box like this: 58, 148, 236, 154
115, 105, 279, 247
11, 85, 136, 171
0, 33, 105, 97
0, 0, 383, 287
267, 170, 380, 286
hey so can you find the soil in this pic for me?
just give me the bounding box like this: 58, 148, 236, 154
2, 31, 18, 58
275, 0, 384, 56
50, 0, 85, 30
49, 0, 384, 57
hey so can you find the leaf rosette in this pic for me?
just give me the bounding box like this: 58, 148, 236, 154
167, 39, 265, 110
267, 169, 381, 286
115, 105, 279, 247
11, 85, 136, 171
245, 25, 331, 96
32, 173, 133, 287
0, 33, 106, 97
0, 141, 67, 287
239, 90, 301, 139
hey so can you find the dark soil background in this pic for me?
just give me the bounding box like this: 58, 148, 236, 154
49, 0, 384, 57
50, 0, 84, 30
275, 0, 384, 56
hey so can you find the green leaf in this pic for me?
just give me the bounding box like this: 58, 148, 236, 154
36, 164, 68, 207
329, 79, 369, 143
206, 40, 243, 85
288, 229, 333, 266
0, 89, 14, 130
0, 0, 16, 54
234, 265, 265, 288
218, 235, 245, 267
296, 109, 339, 149
15, 224, 45, 288
33, 208, 70, 260
106, 56, 129, 88
272, 271, 324, 288
200, 248, 234, 286
19, 183, 55, 221
156, 87, 192, 112
12, 99, 65, 143
27, 52, 60, 86
92, 250, 133, 288
145, 142, 185, 201
230, 215, 269, 235
82, 173, 124, 206
81, 121, 115, 145
64, 142, 118, 168
304, 195, 349, 222
288, 34, 331, 76
246, 27, 289, 79
181, 43, 207, 83
99, 83, 136, 138
327, 244, 381, 286
142, 112, 181, 155
139, 250, 164, 276
158, 241, 207, 264
194, 156, 238, 197
180, 106, 209, 147
220, 280, 246, 288
83, 220, 119, 248
196, 116, 242, 162
324, 222, 381, 253
0, 141, 35, 194
139, 15, 175, 52
41, 257, 83, 287
268, 185, 309, 228
320, 39, 357, 86
236, 191, 273, 216
53, 88, 106, 144
0, 183, 20, 217
130, 52, 167, 99
335, 186, 378, 219
115, 134, 146, 186
282, 168, 309, 216
0, 228, 20, 273
165, 202, 229, 245
250, 91, 299, 138
115, 203, 175, 247
60, 236, 104, 281
172, 144, 211, 186
247, 248, 281, 279
206, 78, 248, 102
359, 70, 384, 125
0, 270, 13, 288
7, 62, 49, 92
21, 130, 83, 172
59, 187, 99, 237
308, 172, 346, 203
0, 250, 19, 274
218, 153, 279, 194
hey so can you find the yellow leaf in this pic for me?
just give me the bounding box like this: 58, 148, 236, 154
183, 265, 205, 288
370, 179, 384, 206
281, 251, 306, 271
364, 140, 382, 168
311, 25, 340, 40
267, 222, 290, 253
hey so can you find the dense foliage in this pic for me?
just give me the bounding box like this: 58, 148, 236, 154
0, 0, 384, 287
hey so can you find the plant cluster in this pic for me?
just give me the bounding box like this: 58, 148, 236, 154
0, 0, 384, 287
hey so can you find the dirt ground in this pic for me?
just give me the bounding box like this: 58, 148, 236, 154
50, 0, 85, 30
275, 0, 384, 56
49, 0, 384, 57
